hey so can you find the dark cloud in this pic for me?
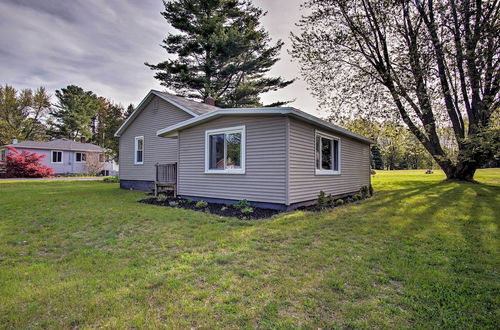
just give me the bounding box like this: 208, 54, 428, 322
0, 0, 319, 114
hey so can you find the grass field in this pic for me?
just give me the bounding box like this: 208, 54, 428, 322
0, 169, 498, 328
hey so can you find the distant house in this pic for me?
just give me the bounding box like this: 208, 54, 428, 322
0, 139, 118, 176
115, 90, 373, 210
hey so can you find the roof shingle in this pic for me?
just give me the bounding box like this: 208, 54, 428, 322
153, 90, 220, 115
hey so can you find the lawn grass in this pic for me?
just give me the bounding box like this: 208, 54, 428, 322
0, 169, 498, 328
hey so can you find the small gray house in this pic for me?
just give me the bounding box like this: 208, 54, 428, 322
0, 139, 118, 176
115, 90, 373, 210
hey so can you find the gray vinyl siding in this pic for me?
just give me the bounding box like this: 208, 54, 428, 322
177, 115, 287, 204
119, 96, 193, 181
288, 117, 371, 204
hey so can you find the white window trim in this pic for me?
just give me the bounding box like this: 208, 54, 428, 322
134, 136, 144, 165
315, 130, 341, 175
75, 152, 86, 163
205, 125, 246, 174
51, 150, 63, 164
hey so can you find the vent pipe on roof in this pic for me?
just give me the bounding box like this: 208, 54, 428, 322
12, 139, 18, 144
204, 97, 215, 106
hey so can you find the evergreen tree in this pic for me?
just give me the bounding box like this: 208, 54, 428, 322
146, 0, 293, 107
49, 85, 99, 141
93, 98, 125, 158
125, 104, 135, 118
370, 146, 384, 170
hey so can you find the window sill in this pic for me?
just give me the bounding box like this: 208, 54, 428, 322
315, 170, 341, 176
205, 169, 245, 175
134, 163, 144, 165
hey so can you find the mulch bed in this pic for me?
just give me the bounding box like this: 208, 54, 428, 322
140, 190, 373, 220
139, 197, 281, 219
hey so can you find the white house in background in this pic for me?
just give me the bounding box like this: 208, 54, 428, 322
0, 139, 118, 176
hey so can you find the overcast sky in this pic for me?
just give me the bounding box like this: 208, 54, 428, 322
0, 0, 321, 116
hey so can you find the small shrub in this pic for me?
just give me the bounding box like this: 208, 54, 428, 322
354, 193, 362, 201
168, 201, 178, 207
240, 206, 254, 215
156, 194, 167, 202
195, 200, 208, 208
234, 200, 251, 209
369, 184, 374, 196
360, 186, 369, 199
103, 176, 119, 183
334, 199, 344, 206
317, 190, 329, 208
221, 206, 228, 212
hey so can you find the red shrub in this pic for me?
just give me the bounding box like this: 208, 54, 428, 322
5, 146, 54, 178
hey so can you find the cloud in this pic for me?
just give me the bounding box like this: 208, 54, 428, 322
0, 0, 320, 115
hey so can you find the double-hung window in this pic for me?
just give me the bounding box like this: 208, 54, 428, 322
315, 131, 341, 175
134, 136, 144, 164
75, 152, 86, 162
52, 151, 63, 164
205, 126, 245, 174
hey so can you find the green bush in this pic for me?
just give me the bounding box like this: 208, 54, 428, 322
369, 184, 374, 196
334, 199, 344, 206
354, 193, 362, 201
156, 194, 167, 202
360, 186, 369, 199
234, 200, 251, 209
240, 206, 254, 215
195, 200, 208, 208
103, 176, 119, 183
317, 191, 329, 208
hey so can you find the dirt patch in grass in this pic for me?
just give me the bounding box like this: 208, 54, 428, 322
139, 197, 281, 219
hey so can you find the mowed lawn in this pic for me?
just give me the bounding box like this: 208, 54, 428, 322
0, 170, 498, 328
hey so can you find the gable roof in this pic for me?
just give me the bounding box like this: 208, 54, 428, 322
4, 139, 107, 152
157, 107, 374, 144
114, 90, 220, 137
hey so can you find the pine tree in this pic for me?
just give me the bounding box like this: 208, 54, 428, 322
146, 0, 293, 108
370, 146, 384, 170
93, 98, 125, 158
49, 85, 99, 141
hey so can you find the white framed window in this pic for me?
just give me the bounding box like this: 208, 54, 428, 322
134, 136, 144, 164
75, 152, 86, 163
51, 150, 63, 164
0, 149, 5, 161
315, 131, 341, 175
205, 126, 245, 174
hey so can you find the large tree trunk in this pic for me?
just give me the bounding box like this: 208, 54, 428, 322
440, 160, 477, 181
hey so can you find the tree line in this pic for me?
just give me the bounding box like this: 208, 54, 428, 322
2, 0, 497, 180
0, 84, 133, 158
